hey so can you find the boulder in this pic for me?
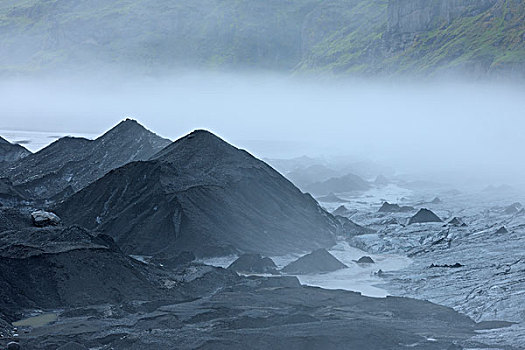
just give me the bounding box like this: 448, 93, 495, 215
31, 210, 61, 227
356, 256, 375, 264
228, 254, 279, 275
431, 197, 442, 204
408, 208, 442, 224
281, 249, 347, 274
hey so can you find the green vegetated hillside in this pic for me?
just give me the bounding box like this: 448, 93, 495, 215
300, 0, 525, 78
0, 0, 523, 78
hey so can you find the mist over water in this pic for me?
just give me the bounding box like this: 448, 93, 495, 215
1, 72, 524, 189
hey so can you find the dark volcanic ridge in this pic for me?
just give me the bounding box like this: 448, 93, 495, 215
0, 119, 171, 200
56, 130, 343, 258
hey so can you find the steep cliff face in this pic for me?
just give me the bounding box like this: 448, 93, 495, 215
383, 0, 524, 77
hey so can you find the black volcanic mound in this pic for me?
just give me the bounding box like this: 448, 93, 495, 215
56, 130, 339, 257
0, 136, 30, 166
448, 217, 467, 227
408, 208, 442, 224
305, 173, 369, 196
495, 226, 508, 234
281, 249, 347, 274
378, 202, 414, 213
0, 119, 171, 200
228, 254, 279, 275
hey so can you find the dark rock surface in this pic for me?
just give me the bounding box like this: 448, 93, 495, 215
378, 202, 414, 213
7, 278, 485, 350
282, 249, 347, 274
305, 173, 369, 196
0, 207, 32, 233
408, 208, 442, 224
0, 119, 171, 200
0, 226, 176, 319
56, 130, 340, 257
0, 203, 499, 350
0, 178, 26, 206
228, 254, 279, 275
0, 136, 30, 166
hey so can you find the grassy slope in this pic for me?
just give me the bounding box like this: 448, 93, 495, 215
0, 0, 321, 74
0, 0, 523, 77
298, 0, 525, 76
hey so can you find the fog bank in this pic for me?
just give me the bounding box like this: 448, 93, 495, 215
1, 73, 524, 188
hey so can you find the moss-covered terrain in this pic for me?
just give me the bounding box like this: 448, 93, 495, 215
0, 0, 523, 78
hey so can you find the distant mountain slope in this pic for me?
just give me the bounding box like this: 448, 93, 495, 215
0, 119, 171, 199
56, 130, 340, 257
0, 0, 319, 74
0, 0, 522, 78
